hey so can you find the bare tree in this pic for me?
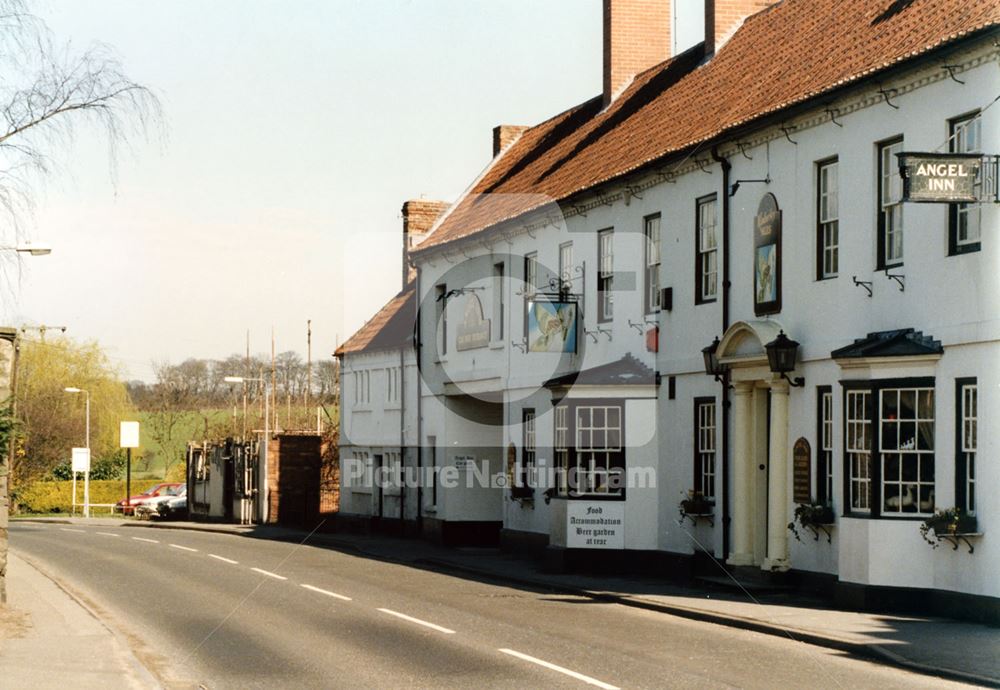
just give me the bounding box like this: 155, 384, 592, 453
0, 0, 161, 282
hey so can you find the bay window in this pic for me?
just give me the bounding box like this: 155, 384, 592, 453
554, 401, 625, 498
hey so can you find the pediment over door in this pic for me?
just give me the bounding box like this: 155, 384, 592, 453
717, 320, 786, 368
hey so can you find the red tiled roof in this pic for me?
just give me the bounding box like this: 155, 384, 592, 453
335, 282, 416, 356
418, 0, 1000, 252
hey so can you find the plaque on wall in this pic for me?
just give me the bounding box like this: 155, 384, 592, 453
456, 294, 491, 351
753, 193, 782, 316
792, 437, 811, 504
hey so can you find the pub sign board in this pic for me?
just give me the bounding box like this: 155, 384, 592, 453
753, 193, 781, 316
897, 152, 981, 203
456, 294, 491, 351
792, 437, 811, 504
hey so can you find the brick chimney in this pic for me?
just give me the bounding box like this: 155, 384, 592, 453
401, 199, 449, 288
705, 0, 774, 56
493, 124, 529, 157
603, 0, 671, 108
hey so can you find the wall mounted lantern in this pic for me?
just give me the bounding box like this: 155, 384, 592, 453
702, 336, 728, 384
764, 330, 805, 387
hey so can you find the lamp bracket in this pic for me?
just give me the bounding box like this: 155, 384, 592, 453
852, 275, 873, 298
781, 373, 806, 388
886, 271, 905, 292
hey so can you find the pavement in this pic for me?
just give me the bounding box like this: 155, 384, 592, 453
0, 551, 161, 689
11, 515, 1000, 688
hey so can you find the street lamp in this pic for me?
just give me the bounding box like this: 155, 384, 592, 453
64, 386, 90, 517
0, 244, 52, 256
702, 336, 729, 384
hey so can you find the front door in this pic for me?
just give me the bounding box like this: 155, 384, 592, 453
751, 386, 770, 565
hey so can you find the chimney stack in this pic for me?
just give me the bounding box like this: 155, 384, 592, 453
401, 199, 449, 289
704, 0, 774, 56
493, 124, 529, 157
603, 0, 671, 108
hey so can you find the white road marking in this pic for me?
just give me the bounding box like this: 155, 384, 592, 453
60, 528, 86, 533
250, 567, 287, 580
132, 537, 159, 544
209, 554, 238, 564
96, 532, 120, 537
498, 648, 619, 690
301, 584, 352, 601
376, 608, 455, 634
169, 543, 198, 552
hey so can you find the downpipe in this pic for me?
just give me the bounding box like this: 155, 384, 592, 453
711, 145, 732, 563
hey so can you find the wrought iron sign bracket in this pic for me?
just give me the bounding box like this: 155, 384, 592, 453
584, 329, 600, 343
438, 286, 484, 302
695, 157, 713, 174
572, 204, 588, 218
736, 141, 753, 159
878, 84, 900, 109
596, 190, 614, 207
627, 319, 645, 334
941, 64, 965, 85
824, 105, 843, 127
936, 533, 981, 554
654, 170, 677, 183
885, 271, 905, 292
511, 339, 527, 353
852, 276, 873, 298
779, 124, 798, 145
598, 327, 613, 341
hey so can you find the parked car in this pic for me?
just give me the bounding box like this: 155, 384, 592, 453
134, 485, 187, 520
156, 493, 188, 521
115, 482, 184, 515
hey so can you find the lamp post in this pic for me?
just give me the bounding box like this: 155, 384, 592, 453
64, 387, 90, 517
224, 376, 268, 523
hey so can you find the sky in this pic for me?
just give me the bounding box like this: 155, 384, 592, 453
5, 1, 702, 382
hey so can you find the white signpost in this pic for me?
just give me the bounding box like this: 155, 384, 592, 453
566, 502, 625, 549
71, 447, 91, 518
120, 421, 140, 516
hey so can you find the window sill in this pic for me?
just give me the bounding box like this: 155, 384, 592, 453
694, 298, 717, 306
489, 341, 505, 350
948, 243, 981, 257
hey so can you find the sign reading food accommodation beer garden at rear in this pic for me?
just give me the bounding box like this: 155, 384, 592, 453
753, 193, 781, 316
897, 152, 982, 203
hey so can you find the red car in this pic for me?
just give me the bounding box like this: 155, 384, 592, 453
116, 482, 184, 515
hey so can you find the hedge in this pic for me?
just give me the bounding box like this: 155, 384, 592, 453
13, 479, 178, 514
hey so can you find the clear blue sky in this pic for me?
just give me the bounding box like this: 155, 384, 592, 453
7, 1, 701, 381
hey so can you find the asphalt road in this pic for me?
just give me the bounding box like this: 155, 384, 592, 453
9, 522, 976, 689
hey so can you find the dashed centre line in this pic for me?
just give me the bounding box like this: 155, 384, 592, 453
132, 537, 159, 544
301, 584, 352, 601
209, 554, 239, 564
376, 608, 455, 634
169, 544, 198, 552
96, 532, 120, 537
251, 567, 287, 580
498, 649, 619, 690
60, 528, 86, 533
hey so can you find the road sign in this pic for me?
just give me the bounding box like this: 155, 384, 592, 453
120, 421, 140, 448
71, 447, 91, 473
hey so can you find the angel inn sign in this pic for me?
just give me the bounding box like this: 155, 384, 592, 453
898, 152, 991, 203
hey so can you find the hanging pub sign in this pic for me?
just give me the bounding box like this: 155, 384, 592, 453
897, 152, 981, 203
456, 294, 490, 351
753, 192, 781, 316
526, 298, 578, 353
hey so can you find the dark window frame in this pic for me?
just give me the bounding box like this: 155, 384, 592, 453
597, 228, 614, 323
643, 212, 662, 314
693, 396, 717, 501
948, 112, 982, 256
840, 376, 935, 520
521, 408, 536, 487
816, 385, 833, 506
876, 136, 904, 271
955, 377, 977, 514
815, 157, 839, 280
695, 194, 718, 305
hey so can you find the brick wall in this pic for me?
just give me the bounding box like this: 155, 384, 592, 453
706, 0, 775, 54
402, 199, 449, 287
603, 0, 671, 106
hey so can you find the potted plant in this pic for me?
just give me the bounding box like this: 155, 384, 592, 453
920, 507, 978, 547
787, 502, 836, 542
679, 490, 714, 516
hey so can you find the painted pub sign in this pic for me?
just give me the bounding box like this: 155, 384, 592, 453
753, 193, 781, 316
897, 152, 981, 203
456, 294, 491, 351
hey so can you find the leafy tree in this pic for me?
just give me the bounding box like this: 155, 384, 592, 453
13, 337, 136, 487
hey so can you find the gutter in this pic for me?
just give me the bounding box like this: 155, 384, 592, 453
711, 145, 732, 563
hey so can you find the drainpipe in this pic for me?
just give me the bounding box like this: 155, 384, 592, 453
414, 264, 424, 535
711, 145, 732, 563
399, 345, 406, 536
